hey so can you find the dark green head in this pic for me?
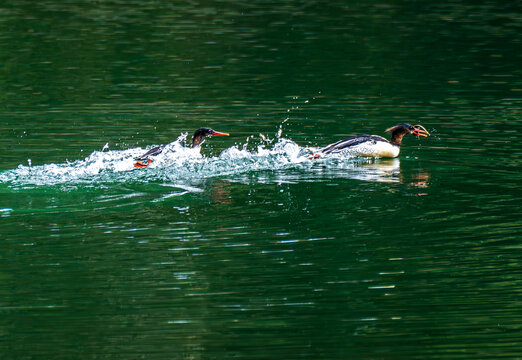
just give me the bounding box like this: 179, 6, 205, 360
191, 127, 229, 147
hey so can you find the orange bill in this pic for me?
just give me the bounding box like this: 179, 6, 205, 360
412, 125, 430, 137
212, 130, 230, 136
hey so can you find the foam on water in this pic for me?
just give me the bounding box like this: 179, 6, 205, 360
0, 133, 314, 188
0, 132, 402, 189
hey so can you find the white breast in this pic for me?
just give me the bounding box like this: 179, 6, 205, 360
350, 140, 400, 158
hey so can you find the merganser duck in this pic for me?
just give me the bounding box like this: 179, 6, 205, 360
134, 127, 229, 168
312, 123, 429, 158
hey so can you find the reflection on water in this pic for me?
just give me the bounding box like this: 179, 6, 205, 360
411, 169, 430, 189
320, 158, 402, 183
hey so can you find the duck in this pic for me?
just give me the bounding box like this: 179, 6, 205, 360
311, 123, 429, 158
134, 127, 229, 168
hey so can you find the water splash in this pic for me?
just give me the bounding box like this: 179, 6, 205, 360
0, 132, 401, 189
276, 117, 289, 139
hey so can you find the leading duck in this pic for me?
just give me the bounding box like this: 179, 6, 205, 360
311, 123, 430, 158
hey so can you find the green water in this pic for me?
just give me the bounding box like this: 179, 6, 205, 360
1, 1, 521, 359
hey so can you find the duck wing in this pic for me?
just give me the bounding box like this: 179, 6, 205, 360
321, 135, 388, 154
136, 145, 164, 161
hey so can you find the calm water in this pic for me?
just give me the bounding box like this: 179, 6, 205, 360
1, 1, 521, 359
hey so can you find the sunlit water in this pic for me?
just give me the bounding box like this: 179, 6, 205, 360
1, 0, 521, 359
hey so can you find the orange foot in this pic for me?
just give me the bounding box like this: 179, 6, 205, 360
134, 159, 152, 168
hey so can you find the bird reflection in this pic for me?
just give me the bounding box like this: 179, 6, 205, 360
345, 158, 401, 183
411, 170, 430, 188
211, 180, 232, 204
321, 158, 431, 189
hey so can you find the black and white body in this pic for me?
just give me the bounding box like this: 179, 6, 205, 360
312, 123, 429, 158
134, 127, 229, 168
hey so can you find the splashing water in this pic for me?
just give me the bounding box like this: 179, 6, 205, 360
0, 132, 401, 190
0, 133, 311, 188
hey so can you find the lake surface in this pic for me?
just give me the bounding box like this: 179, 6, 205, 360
1, 1, 521, 359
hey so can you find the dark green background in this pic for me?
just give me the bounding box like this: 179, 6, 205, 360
1, 1, 521, 359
